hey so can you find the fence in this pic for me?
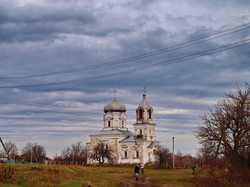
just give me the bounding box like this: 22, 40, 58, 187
44, 160, 85, 165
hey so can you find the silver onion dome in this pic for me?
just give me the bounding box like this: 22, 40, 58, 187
104, 99, 127, 113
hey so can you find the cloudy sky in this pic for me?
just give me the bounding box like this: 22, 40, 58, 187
0, 0, 249, 158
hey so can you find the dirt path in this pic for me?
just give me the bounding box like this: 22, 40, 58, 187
102, 174, 183, 187
75, 167, 183, 187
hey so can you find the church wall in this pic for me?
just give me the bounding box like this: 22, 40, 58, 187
103, 111, 127, 129
134, 123, 156, 141
87, 134, 128, 164
119, 140, 159, 165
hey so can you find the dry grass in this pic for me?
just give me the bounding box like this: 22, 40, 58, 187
0, 164, 127, 186
1, 163, 248, 186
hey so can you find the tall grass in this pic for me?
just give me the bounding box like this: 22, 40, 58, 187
0, 164, 15, 184
0, 164, 194, 187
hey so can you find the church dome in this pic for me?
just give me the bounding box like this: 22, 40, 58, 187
104, 99, 127, 113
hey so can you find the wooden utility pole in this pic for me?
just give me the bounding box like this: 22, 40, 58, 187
0, 137, 10, 160
172, 137, 175, 169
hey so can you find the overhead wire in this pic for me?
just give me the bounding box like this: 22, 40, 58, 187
0, 97, 66, 108
0, 38, 249, 89
0, 97, 96, 116
0, 97, 50, 107
0, 23, 249, 79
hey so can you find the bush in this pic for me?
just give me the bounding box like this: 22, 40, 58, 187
82, 180, 93, 187
190, 165, 250, 187
0, 164, 16, 184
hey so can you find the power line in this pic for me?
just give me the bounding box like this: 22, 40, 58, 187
0, 38, 249, 89
0, 97, 81, 109
0, 97, 54, 108
0, 97, 98, 116
0, 23, 249, 79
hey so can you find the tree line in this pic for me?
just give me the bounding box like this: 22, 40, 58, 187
0, 141, 87, 164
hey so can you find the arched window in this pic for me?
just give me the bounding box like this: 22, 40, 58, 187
108, 120, 111, 127
140, 129, 143, 135
124, 151, 127, 158
136, 151, 139, 158
148, 109, 152, 119
138, 109, 143, 120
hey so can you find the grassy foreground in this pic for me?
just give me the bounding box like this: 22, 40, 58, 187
0, 163, 195, 186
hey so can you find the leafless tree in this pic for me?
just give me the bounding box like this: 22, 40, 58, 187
195, 84, 250, 167
21, 142, 47, 163
60, 141, 86, 163
5, 141, 18, 160
60, 146, 71, 161
0, 141, 18, 160
154, 146, 171, 168
88, 142, 114, 164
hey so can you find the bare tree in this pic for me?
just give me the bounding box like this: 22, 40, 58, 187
154, 146, 171, 168
60, 141, 86, 163
61, 146, 71, 161
0, 140, 18, 160
5, 141, 18, 160
195, 84, 250, 167
88, 142, 114, 164
21, 142, 47, 163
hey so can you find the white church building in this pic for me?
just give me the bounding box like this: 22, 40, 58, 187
86, 93, 160, 164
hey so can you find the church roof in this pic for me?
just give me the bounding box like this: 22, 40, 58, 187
138, 94, 152, 109
104, 99, 127, 113
119, 136, 146, 142
91, 129, 133, 136
149, 141, 156, 148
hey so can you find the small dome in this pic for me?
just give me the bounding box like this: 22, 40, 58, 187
104, 99, 127, 113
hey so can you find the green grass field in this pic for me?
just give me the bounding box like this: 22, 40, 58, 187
0, 163, 196, 186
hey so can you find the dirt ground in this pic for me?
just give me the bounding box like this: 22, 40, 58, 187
101, 174, 183, 187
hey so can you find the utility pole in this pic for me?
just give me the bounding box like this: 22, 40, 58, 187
14, 150, 16, 163
30, 147, 33, 164
13, 146, 17, 164
172, 137, 175, 169
0, 137, 10, 160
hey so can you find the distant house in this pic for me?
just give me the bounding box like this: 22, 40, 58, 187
86, 93, 160, 164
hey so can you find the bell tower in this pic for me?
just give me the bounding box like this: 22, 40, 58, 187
133, 94, 156, 141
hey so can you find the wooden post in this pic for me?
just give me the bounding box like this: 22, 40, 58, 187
172, 137, 175, 169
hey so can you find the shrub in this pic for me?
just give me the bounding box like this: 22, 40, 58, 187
0, 164, 16, 184
190, 165, 250, 187
82, 180, 93, 187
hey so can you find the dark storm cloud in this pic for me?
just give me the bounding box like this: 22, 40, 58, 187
0, 0, 146, 44
0, 3, 97, 42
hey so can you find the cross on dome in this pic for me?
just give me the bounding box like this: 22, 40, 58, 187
114, 90, 117, 100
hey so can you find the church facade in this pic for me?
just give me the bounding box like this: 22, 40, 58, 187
86, 93, 160, 164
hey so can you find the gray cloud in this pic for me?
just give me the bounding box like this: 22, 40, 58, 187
0, 0, 249, 157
